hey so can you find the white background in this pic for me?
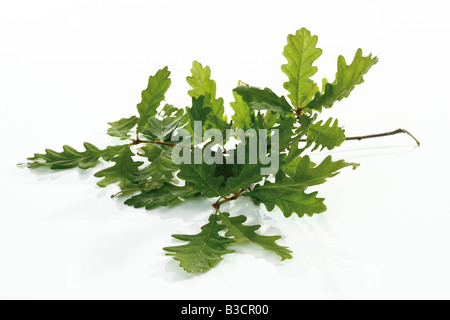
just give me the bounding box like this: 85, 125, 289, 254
1, 0, 449, 300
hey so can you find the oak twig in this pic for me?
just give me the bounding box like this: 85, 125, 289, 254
132, 138, 196, 149
212, 189, 247, 210
300, 128, 421, 146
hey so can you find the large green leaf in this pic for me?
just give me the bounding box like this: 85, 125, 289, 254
233, 86, 293, 116
246, 155, 358, 217
289, 155, 358, 183
136, 67, 171, 132
163, 214, 235, 273
142, 107, 187, 142
307, 117, 346, 151
282, 28, 322, 108
219, 212, 292, 260
101, 145, 130, 161
107, 116, 138, 140
25, 143, 123, 170
135, 145, 178, 192
222, 138, 275, 195
249, 187, 326, 218
307, 49, 378, 111
124, 183, 198, 210
178, 162, 224, 197
222, 163, 263, 196
94, 146, 143, 190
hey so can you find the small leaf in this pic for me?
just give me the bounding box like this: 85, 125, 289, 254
230, 91, 253, 131
107, 116, 138, 140
206, 98, 230, 133
136, 67, 171, 132
307, 118, 346, 151
233, 86, 293, 116
276, 115, 296, 151
219, 212, 292, 260
163, 214, 235, 273
187, 61, 228, 132
187, 61, 217, 100
281, 113, 318, 164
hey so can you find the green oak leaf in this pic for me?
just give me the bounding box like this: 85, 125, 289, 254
288, 155, 358, 183
219, 212, 292, 260
283, 157, 316, 177
246, 155, 358, 217
206, 98, 230, 133
25, 143, 127, 170
187, 61, 228, 132
136, 143, 163, 161
135, 145, 178, 192
233, 86, 293, 116
222, 163, 263, 196
159, 103, 179, 117
222, 138, 275, 195
213, 158, 236, 182
230, 91, 253, 131
101, 145, 130, 161
142, 108, 187, 142
263, 110, 280, 130
163, 214, 235, 273
306, 49, 378, 111
187, 60, 217, 100
276, 115, 296, 151
94, 146, 143, 190
307, 117, 346, 151
124, 183, 199, 210
282, 155, 358, 186
136, 67, 171, 133
281, 113, 318, 164
178, 162, 224, 198
282, 28, 322, 108
249, 187, 326, 218
107, 116, 138, 140
294, 113, 317, 138
186, 95, 213, 134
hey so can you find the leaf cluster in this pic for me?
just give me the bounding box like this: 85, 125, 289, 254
24, 28, 377, 273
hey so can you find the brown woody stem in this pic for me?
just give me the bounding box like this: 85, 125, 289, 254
300, 128, 421, 146
212, 189, 247, 210
132, 138, 194, 149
